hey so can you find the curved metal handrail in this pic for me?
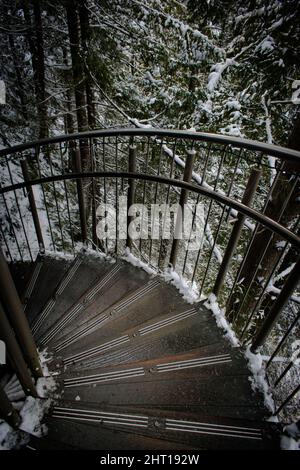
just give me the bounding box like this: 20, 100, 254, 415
0, 128, 300, 163
1, 171, 300, 249
1, 137, 299, 417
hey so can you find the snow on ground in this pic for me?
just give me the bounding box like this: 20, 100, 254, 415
245, 347, 275, 413
0, 349, 57, 450
162, 266, 199, 304
281, 423, 300, 450
122, 247, 156, 275
204, 293, 239, 347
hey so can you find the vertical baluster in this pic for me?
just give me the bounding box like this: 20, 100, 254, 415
35, 145, 55, 252
186, 147, 242, 278
158, 138, 178, 269
102, 137, 108, 253
169, 149, 196, 269
21, 160, 45, 254
0, 224, 13, 263
213, 168, 262, 297
127, 143, 137, 250
266, 304, 300, 369
251, 256, 300, 352
90, 137, 98, 248
75, 148, 87, 244
4, 155, 33, 261
149, 141, 163, 265
191, 145, 225, 285
0, 185, 23, 261
273, 384, 300, 417
59, 143, 75, 253
139, 137, 150, 253
115, 137, 119, 254
240, 216, 300, 341
48, 144, 65, 251
232, 175, 299, 327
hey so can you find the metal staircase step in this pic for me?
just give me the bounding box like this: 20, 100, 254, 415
38, 260, 150, 348
56, 348, 267, 421
49, 277, 193, 356
32, 254, 116, 340
25, 255, 72, 326
48, 261, 152, 346
46, 402, 277, 450
9, 259, 35, 305
60, 305, 223, 370
25, 434, 76, 450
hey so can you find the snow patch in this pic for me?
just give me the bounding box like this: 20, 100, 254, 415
19, 396, 50, 437
204, 294, 239, 347
258, 36, 275, 54
0, 422, 29, 450
281, 435, 300, 450
245, 347, 275, 413
0, 349, 57, 449
225, 99, 241, 111
207, 58, 236, 92
122, 247, 156, 275
162, 267, 199, 304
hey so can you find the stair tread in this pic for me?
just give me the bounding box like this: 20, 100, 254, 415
47, 402, 276, 450
25, 256, 72, 325
54, 261, 152, 340
49, 277, 198, 355
9, 260, 34, 303
56, 347, 266, 421
59, 308, 229, 370
61, 344, 239, 377
45, 416, 197, 450
33, 254, 115, 339
39, 259, 150, 347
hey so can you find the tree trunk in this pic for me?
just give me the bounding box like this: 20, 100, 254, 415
22, 0, 48, 139
228, 113, 300, 333
8, 34, 28, 120
65, 0, 90, 171
79, 1, 96, 130
32, 0, 48, 139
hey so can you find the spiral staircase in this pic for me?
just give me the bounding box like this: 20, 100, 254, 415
1, 128, 299, 450
3, 251, 278, 450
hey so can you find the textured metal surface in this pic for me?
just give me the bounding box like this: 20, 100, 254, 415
6, 255, 276, 448
39, 262, 123, 346
46, 403, 275, 450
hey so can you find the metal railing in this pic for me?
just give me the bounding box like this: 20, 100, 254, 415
0, 128, 299, 421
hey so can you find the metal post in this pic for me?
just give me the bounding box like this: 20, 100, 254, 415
170, 150, 196, 268
0, 301, 37, 396
127, 145, 137, 249
0, 247, 43, 379
21, 160, 45, 253
0, 385, 21, 428
251, 256, 300, 352
213, 168, 262, 297
75, 148, 87, 243
90, 139, 98, 248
